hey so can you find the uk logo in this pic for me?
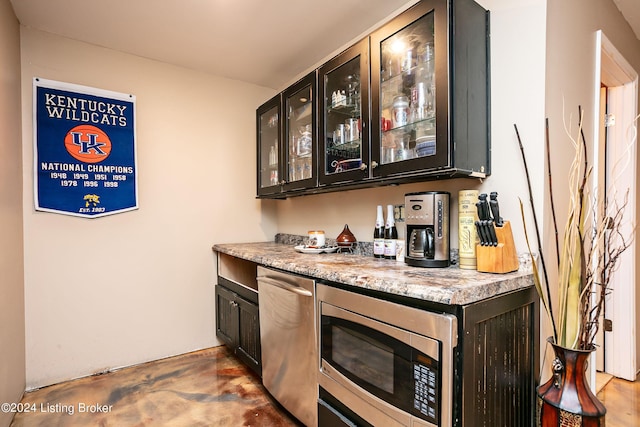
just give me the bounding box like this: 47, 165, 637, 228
64, 124, 112, 163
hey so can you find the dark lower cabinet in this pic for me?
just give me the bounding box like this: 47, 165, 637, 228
215, 283, 261, 376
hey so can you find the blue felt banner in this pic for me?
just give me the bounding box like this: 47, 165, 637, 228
33, 78, 138, 218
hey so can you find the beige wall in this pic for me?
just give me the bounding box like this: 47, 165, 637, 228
20, 28, 277, 388
275, 0, 548, 258
0, 0, 26, 425
545, 0, 640, 375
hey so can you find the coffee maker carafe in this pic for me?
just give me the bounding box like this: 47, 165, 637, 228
405, 191, 450, 267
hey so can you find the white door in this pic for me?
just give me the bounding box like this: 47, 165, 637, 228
593, 30, 638, 382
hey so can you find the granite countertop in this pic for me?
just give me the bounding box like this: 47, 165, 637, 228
212, 240, 534, 306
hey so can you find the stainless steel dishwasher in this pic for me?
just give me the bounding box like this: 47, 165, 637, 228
257, 266, 317, 427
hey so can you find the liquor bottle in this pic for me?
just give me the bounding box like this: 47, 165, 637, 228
384, 204, 398, 260
373, 205, 385, 258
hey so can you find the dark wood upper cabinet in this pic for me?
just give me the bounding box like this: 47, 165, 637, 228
370, 0, 490, 180
257, 0, 490, 199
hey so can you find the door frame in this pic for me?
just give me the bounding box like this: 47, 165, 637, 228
592, 30, 638, 382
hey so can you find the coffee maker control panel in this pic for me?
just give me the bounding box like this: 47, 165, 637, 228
406, 203, 431, 224
407, 197, 434, 223
437, 199, 444, 238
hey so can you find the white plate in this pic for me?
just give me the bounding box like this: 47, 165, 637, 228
294, 245, 339, 254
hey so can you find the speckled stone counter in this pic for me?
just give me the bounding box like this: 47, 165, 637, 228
212, 240, 534, 306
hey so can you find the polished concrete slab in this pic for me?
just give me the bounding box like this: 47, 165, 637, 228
10, 346, 300, 427
10, 345, 638, 426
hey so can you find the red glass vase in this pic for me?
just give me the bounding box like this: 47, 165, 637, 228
536, 337, 606, 426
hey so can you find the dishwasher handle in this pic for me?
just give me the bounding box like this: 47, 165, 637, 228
258, 276, 313, 297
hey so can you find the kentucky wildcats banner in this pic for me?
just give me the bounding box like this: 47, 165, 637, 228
33, 78, 138, 218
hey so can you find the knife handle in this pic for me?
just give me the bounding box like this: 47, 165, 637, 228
489, 200, 502, 226
489, 192, 503, 227
476, 201, 484, 220
477, 195, 490, 220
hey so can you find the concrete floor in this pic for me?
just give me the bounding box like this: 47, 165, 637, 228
9, 345, 638, 426
10, 346, 299, 427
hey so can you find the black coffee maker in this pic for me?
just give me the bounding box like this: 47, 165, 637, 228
405, 191, 450, 268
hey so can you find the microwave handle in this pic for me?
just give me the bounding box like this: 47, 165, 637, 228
258, 276, 313, 297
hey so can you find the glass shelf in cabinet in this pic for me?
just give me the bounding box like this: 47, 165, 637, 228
381, 117, 435, 134
329, 138, 361, 150
327, 96, 360, 112
290, 152, 312, 161
380, 70, 406, 87
382, 57, 434, 82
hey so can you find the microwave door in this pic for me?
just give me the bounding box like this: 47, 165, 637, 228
320, 302, 441, 426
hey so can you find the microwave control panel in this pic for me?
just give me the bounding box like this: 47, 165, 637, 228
413, 355, 439, 423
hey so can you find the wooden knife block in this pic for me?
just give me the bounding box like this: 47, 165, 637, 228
476, 221, 519, 273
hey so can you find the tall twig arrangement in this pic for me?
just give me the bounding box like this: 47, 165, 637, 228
516, 106, 635, 350
514, 123, 557, 340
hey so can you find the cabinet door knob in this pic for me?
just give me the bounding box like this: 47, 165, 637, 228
371, 161, 378, 169
359, 163, 367, 171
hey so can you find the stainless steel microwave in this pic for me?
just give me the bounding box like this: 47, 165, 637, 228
317, 284, 458, 427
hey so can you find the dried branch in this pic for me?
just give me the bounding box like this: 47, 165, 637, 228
577, 190, 634, 349
545, 118, 560, 267
514, 124, 558, 340
517, 105, 636, 350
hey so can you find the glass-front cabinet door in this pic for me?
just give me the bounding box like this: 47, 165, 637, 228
257, 94, 282, 197
283, 72, 317, 192
318, 39, 370, 186
371, 1, 449, 178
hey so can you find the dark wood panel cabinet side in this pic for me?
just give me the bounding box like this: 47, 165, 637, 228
460, 286, 539, 427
